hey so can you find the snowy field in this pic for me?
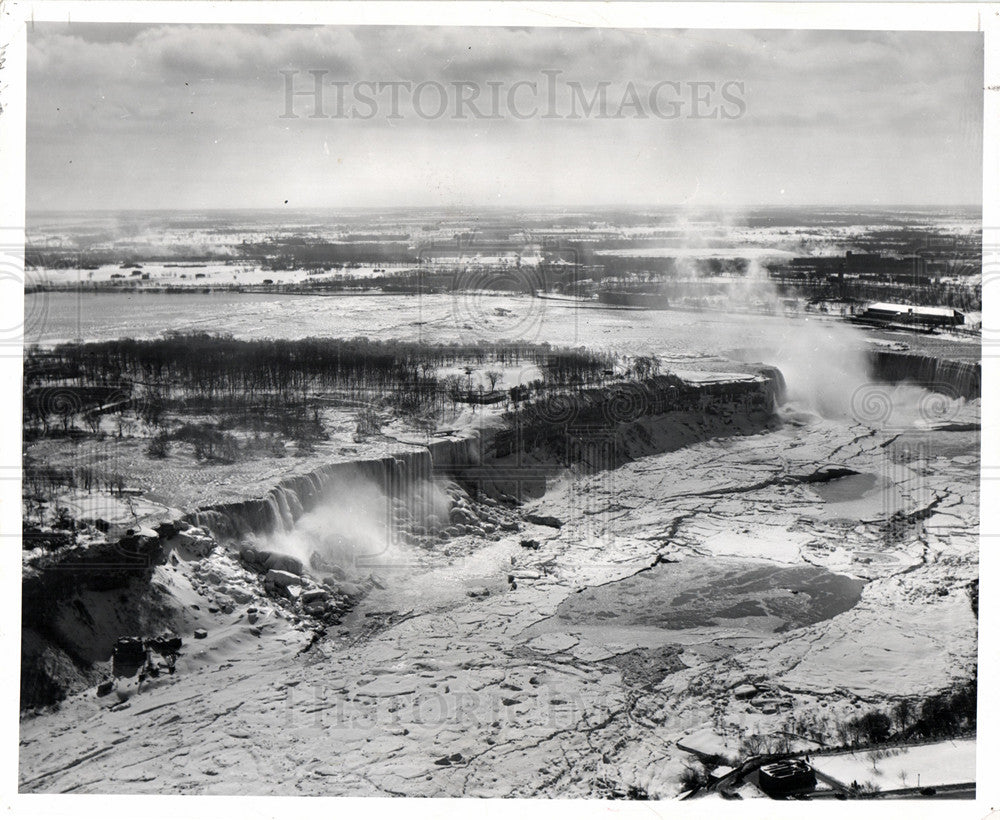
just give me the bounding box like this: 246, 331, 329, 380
594, 247, 796, 259
812, 738, 976, 790
29, 261, 401, 288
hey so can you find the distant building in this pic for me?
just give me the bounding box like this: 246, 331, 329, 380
860, 301, 964, 327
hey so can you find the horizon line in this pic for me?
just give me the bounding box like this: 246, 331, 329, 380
24, 203, 986, 216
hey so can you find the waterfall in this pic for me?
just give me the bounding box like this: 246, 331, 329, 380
188, 438, 477, 543
868, 351, 981, 399
266, 485, 302, 532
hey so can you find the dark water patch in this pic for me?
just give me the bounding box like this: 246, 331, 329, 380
811, 472, 879, 504
933, 422, 980, 433
716, 600, 768, 618
552, 559, 865, 635
795, 466, 861, 484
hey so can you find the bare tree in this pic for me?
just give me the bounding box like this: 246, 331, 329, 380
892, 700, 912, 734
485, 369, 503, 392
866, 749, 883, 773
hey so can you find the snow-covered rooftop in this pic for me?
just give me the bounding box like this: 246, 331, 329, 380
867, 302, 959, 318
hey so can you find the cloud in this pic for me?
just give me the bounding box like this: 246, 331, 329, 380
25, 25, 984, 210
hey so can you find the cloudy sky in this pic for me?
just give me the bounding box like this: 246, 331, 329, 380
27, 24, 983, 211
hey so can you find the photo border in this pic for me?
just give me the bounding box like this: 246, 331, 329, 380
1, 3, 995, 818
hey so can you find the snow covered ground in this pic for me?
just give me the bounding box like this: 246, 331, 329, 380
811, 738, 975, 790
594, 247, 796, 259
29, 262, 401, 289
18, 395, 980, 796
18, 283, 980, 797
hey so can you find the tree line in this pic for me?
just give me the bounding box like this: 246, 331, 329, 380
23, 334, 618, 443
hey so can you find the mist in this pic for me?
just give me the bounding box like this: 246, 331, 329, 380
253, 472, 454, 577
665, 236, 966, 426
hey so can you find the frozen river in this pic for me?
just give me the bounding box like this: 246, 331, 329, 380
23, 290, 979, 365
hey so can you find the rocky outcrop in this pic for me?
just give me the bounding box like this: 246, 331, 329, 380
21, 526, 168, 710
487, 371, 783, 482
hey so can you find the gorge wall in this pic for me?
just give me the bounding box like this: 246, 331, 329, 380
190, 369, 786, 541
868, 350, 981, 399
